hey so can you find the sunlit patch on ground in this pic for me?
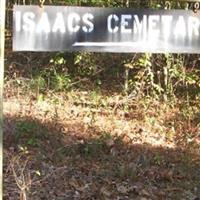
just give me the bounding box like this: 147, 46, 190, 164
3, 89, 200, 200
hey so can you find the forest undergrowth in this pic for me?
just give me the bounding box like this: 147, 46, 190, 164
3, 52, 200, 200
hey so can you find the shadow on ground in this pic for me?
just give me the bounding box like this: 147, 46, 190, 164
3, 113, 200, 200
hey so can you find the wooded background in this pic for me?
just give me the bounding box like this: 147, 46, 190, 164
4, 0, 200, 101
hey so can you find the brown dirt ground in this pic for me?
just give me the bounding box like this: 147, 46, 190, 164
3, 85, 200, 200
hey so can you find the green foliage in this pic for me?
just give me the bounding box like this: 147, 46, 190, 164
122, 52, 200, 101
29, 75, 46, 94
153, 153, 164, 166
57, 132, 114, 158
74, 52, 101, 77
15, 120, 46, 147
28, 54, 72, 93
6, 0, 200, 103
50, 73, 71, 91
125, 54, 163, 99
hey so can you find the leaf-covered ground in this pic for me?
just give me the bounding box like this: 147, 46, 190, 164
3, 82, 200, 200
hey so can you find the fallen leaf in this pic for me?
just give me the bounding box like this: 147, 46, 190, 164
160, 169, 173, 182
140, 189, 150, 197
106, 138, 115, 147
117, 185, 129, 194
100, 187, 111, 197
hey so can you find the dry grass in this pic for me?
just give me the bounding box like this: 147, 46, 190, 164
3, 84, 200, 199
